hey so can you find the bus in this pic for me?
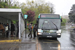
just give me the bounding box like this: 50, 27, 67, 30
37, 13, 62, 39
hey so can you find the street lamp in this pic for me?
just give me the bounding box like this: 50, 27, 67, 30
24, 15, 28, 28
24, 15, 28, 38
24, 15, 28, 19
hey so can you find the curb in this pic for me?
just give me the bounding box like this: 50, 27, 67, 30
0, 39, 21, 43
0, 42, 35, 44
0, 39, 36, 44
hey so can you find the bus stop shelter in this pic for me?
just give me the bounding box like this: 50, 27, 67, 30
0, 8, 25, 42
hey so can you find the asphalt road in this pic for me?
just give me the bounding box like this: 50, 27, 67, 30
36, 38, 60, 50
36, 26, 75, 50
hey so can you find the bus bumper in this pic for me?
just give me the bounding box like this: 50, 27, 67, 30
37, 33, 61, 38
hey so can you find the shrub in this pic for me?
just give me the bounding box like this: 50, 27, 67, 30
61, 18, 66, 26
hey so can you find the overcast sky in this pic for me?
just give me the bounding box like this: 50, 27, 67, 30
17, 0, 75, 16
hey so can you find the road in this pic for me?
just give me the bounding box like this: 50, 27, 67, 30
0, 26, 75, 50
36, 26, 75, 50
36, 38, 60, 50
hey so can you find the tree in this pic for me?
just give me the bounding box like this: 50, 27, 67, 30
0, 1, 8, 8
26, 10, 35, 22
69, 4, 75, 23
0, 0, 54, 24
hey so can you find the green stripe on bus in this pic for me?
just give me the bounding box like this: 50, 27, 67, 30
38, 15, 40, 18
60, 16, 61, 19
38, 16, 61, 19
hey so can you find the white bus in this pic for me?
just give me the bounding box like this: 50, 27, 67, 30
37, 14, 62, 39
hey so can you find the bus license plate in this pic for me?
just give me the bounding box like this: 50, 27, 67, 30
47, 36, 52, 37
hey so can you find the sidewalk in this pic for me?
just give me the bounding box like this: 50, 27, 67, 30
21, 32, 36, 43
0, 31, 36, 50
0, 43, 36, 50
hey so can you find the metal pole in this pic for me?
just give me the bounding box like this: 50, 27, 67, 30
19, 13, 21, 39
25, 19, 26, 38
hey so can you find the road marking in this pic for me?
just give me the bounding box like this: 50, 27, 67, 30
49, 43, 60, 50
38, 43, 42, 50
0, 39, 21, 42
36, 38, 42, 50
58, 44, 60, 50
36, 38, 38, 50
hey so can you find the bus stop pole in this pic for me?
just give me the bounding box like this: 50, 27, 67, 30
24, 15, 28, 38
25, 19, 26, 38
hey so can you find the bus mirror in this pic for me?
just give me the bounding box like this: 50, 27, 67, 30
61, 18, 62, 22
36, 18, 38, 23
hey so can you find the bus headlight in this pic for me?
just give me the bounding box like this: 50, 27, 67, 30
38, 32, 42, 35
38, 29, 43, 32
38, 29, 43, 35
56, 29, 61, 34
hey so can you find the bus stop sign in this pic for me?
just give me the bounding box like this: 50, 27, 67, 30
24, 15, 28, 19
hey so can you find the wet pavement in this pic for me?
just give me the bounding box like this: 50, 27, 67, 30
0, 26, 75, 50
57, 29, 75, 50
0, 43, 36, 50
0, 30, 36, 50
0, 36, 18, 40
36, 38, 60, 50
36, 26, 75, 50
0, 33, 36, 50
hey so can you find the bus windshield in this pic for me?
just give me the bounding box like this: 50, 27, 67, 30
38, 19, 61, 30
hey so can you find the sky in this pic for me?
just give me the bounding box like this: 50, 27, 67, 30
16, 0, 75, 16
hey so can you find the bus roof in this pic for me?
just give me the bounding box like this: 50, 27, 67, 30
38, 13, 61, 19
